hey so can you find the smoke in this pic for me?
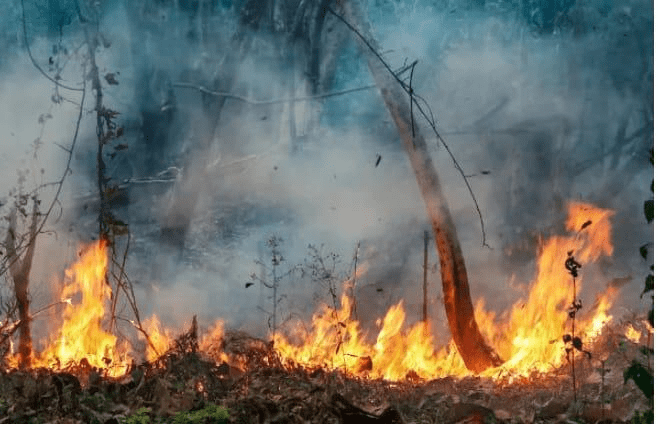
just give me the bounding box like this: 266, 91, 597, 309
0, 0, 652, 342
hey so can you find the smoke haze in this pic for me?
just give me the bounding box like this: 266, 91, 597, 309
0, 0, 652, 343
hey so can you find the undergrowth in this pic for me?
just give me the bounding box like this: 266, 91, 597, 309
121, 404, 229, 424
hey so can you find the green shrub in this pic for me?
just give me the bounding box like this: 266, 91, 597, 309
122, 407, 152, 424
171, 404, 230, 424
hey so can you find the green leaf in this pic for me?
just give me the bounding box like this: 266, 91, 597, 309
640, 244, 650, 260
624, 361, 653, 399
641, 274, 654, 297
644, 200, 654, 223
639, 346, 654, 356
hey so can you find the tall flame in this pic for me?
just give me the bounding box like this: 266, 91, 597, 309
274, 202, 619, 381
27, 240, 131, 376
7, 240, 230, 377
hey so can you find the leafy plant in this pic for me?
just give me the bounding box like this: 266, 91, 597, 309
170, 404, 229, 424
121, 407, 152, 424
624, 360, 653, 399
563, 250, 591, 402
623, 148, 654, 412
80, 392, 110, 412
630, 408, 654, 424
639, 149, 654, 327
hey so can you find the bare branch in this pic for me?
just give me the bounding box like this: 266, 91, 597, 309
173, 81, 376, 105
327, 6, 490, 248
20, 0, 84, 92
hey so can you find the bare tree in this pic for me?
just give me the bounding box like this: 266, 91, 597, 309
4, 198, 39, 369
338, 0, 502, 373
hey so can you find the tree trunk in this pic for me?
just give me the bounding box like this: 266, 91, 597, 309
341, 0, 502, 373
5, 199, 39, 370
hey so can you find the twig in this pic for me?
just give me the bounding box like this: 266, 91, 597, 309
30, 300, 71, 317
20, 0, 83, 92
350, 241, 360, 320
173, 81, 376, 104
0, 320, 21, 350
328, 6, 490, 248
409, 60, 417, 139
0, 80, 86, 279
173, 62, 415, 105
116, 316, 160, 359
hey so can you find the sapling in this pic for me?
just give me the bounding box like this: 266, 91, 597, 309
563, 250, 591, 403
304, 244, 347, 370
248, 236, 295, 342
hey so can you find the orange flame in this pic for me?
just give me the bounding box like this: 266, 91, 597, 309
7, 240, 232, 376
274, 202, 619, 381
24, 240, 131, 376
6, 201, 620, 383
625, 326, 642, 343
142, 315, 174, 362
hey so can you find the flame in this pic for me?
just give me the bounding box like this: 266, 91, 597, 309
142, 315, 174, 362
19, 240, 131, 376
625, 326, 642, 343
5, 201, 621, 383
274, 202, 619, 381
6, 240, 233, 377
199, 320, 229, 365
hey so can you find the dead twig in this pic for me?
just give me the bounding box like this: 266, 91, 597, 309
20, 0, 84, 92
0, 81, 86, 280
173, 81, 376, 105
172, 62, 415, 106
327, 6, 490, 248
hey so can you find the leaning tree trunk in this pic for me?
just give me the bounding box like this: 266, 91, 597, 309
341, 0, 502, 373
5, 199, 39, 370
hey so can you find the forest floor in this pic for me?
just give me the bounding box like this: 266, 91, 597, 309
0, 318, 652, 424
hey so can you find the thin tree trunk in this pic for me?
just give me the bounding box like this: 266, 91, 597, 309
341, 0, 502, 373
5, 199, 39, 369
423, 230, 429, 325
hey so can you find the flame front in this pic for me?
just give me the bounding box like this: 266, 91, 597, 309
274, 202, 619, 381
7, 202, 621, 383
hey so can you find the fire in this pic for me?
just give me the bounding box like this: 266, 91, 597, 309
7, 240, 230, 376
274, 202, 619, 381
625, 326, 642, 343
4, 201, 621, 384
142, 315, 174, 362
22, 240, 131, 376
199, 320, 230, 365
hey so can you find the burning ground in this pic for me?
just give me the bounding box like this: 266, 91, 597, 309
0, 201, 653, 423
0, 323, 652, 424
